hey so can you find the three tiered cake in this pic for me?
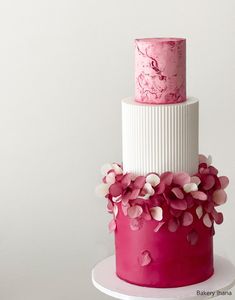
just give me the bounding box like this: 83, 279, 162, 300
96, 38, 229, 288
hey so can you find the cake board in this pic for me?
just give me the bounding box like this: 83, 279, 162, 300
92, 255, 235, 300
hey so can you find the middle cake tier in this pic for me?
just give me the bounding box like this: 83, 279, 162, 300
122, 97, 199, 175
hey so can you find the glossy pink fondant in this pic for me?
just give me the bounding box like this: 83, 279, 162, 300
115, 204, 213, 288
135, 38, 186, 104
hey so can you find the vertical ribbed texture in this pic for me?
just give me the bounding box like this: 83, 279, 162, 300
122, 98, 199, 175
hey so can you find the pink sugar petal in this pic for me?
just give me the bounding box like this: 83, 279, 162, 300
199, 154, 208, 164
203, 213, 212, 228
173, 172, 190, 187
202, 175, 215, 190
121, 173, 132, 188
107, 199, 114, 213
138, 250, 152, 267
143, 212, 152, 221
127, 205, 143, 219
122, 203, 130, 216
150, 206, 163, 221
204, 201, 214, 213
170, 199, 187, 210
219, 176, 229, 189
208, 166, 218, 176
108, 219, 116, 233
129, 188, 140, 200
134, 176, 146, 189
191, 191, 207, 201
211, 209, 223, 225
109, 183, 122, 197
168, 218, 179, 232
171, 187, 184, 199
212, 189, 227, 205
130, 218, 143, 231
154, 221, 165, 233
196, 205, 203, 219
160, 172, 173, 186
187, 229, 199, 246
182, 212, 193, 226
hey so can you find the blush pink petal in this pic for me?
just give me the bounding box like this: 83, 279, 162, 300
219, 176, 229, 189
203, 213, 212, 228
155, 182, 166, 194
127, 205, 143, 219
130, 218, 143, 231
138, 250, 152, 267
191, 191, 207, 201
109, 183, 122, 197
121, 173, 132, 188
182, 212, 193, 226
171, 187, 184, 199
173, 172, 190, 187
129, 188, 141, 200
212, 189, 227, 205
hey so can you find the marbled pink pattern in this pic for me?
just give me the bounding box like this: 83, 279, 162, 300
135, 38, 186, 104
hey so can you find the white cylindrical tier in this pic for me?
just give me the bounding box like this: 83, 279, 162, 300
122, 97, 199, 175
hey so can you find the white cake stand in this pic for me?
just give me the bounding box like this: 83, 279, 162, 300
92, 255, 235, 300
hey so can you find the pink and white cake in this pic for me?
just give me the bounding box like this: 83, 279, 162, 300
96, 38, 229, 288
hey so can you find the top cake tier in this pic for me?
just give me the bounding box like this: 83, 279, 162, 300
135, 38, 186, 104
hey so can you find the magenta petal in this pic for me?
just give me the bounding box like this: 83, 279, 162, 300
170, 209, 182, 218
212, 189, 227, 205
173, 172, 190, 187
121, 173, 132, 188
130, 218, 143, 231
108, 219, 116, 233
204, 201, 214, 213
187, 230, 198, 245
138, 250, 152, 267
160, 172, 173, 186
168, 218, 179, 232
127, 205, 143, 218
202, 175, 215, 190
129, 188, 140, 200
208, 166, 218, 175
211, 209, 223, 225
170, 199, 187, 210
134, 176, 146, 189
219, 176, 229, 189
109, 183, 122, 197
154, 221, 165, 233
171, 187, 184, 199
155, 182, 165, 194
182, 212, 193, 226
191, 191, 207, 201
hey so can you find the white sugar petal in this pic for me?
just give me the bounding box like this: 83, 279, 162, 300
101, 163, 113, 175
113, 204, 118, 219
150, 206, 163, 221
146, 174, 160, 187
106, 172, 116, 184
95, 183, 110, 197
143, 183, 155, 195
112, 163, 123, 175
183, 183, 198, 193
196, 205, 203, 219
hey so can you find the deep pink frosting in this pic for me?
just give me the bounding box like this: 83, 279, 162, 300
135, 38, 186, 104
115, 205, 213, 288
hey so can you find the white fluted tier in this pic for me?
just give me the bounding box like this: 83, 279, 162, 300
122, 97, 199, 175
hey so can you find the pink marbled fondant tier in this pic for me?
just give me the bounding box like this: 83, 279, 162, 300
115, 204, 213, 288
135, 38, 186, 104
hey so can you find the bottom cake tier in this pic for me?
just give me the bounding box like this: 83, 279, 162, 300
115, 205, 214, 288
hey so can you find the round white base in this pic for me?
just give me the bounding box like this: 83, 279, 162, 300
92, 255, 235, 300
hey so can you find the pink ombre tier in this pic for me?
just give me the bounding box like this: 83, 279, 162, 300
115, 204, 214, 288
135, 38, 186, 104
